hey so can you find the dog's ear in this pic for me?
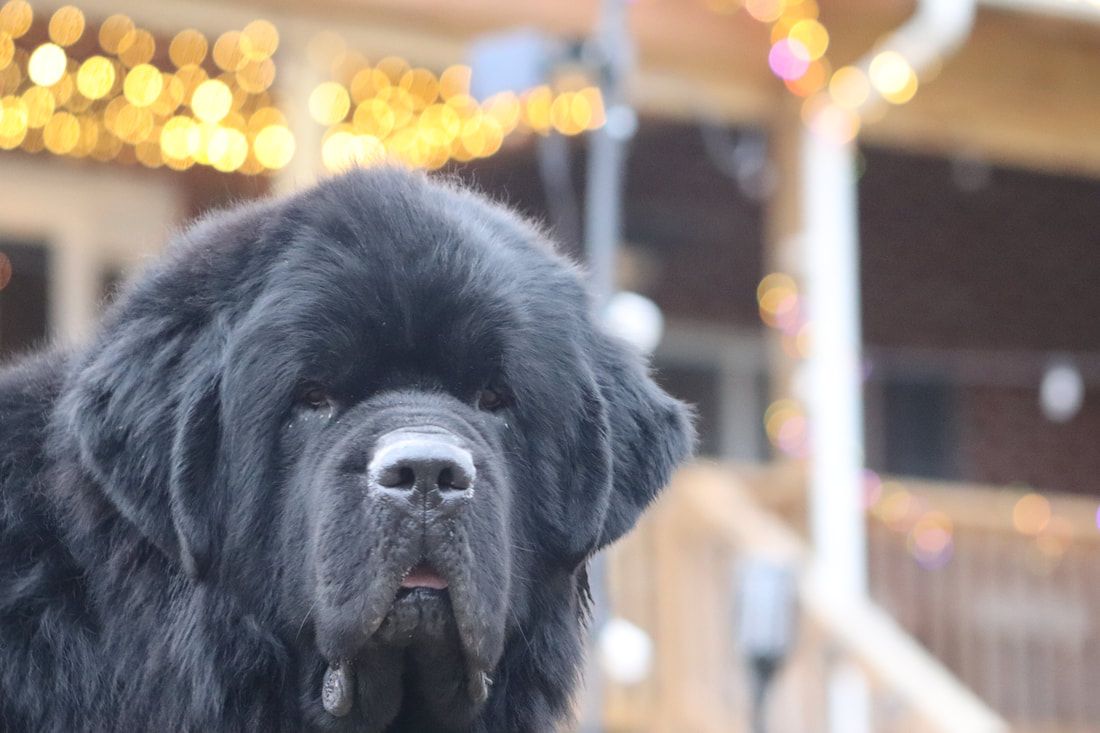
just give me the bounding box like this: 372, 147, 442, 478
589, 332, 694, 550
62, 281, 228, 581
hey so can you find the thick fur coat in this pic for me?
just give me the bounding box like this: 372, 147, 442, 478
0, 169, 692, 732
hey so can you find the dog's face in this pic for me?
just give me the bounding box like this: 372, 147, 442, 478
64, 170, 692, 729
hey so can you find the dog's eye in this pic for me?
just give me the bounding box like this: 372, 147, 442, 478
297, 384, 332, 410
476, 386, 510, 412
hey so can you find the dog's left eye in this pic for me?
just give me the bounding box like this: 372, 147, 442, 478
476, 386, 510, 412
297, 385, 332, 410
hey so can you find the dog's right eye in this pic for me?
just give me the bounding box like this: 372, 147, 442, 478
476, 385, 512, 412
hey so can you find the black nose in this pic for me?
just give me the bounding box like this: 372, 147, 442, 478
368, 431, 476, 494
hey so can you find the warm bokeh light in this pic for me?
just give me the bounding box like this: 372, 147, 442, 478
111, 102, 153, 144
22, 85, 54, 127
322, 130, 386, 171
728, 0, 930, 145
170, 29, 207, 68
907, 511, 954, 569
353, 98, 396, 138
768, 39, 810, 81
881, 72, 918, 105
745, 0, 785, 23
236, 58, 275, 94
76, 55, 116, 100
868, 51, 914, 95
763, 398, 807, 457
2, 12, 609, 175
252, 123, 294, 169
43, 110, 79, 153
213, 30, 250, 72
784, 58, 828, 97
788, 19, 829, 61
210, 127, 248, 172
0, 0, 32, 39
28, 43, 66, 87
48, 6, 85, 47
309, 81, 350, 125
0, 33, 14, 70
1013, 493, 1052, 535
417, 103, 460, 145
438, 65, 471, 100
123, 64, 163, 108
757, 272, 800, 330
241, 19, 278, 61
118, 28, 155, 68
828, 66, 870, 110
98, 14, 134, 55
190, 79, 232, 123
160, 114, 200, 159
0, 93, 28, 140
523, 84, 552, 132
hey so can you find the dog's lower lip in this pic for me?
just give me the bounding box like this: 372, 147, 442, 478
400, 562, 448, 590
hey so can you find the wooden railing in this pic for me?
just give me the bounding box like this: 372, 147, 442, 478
867, 481, 1100, 733
601, 463, 1009, 733
738, 465, 1100, 733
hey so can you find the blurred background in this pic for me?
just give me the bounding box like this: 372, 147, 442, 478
1, 0, 1099, 731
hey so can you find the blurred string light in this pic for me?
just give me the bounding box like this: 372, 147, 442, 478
710, 0, 942, 144
0, 250, 11, 290
758, 268, 1100, 573
862, 472, 1093, 574
862, 471, 1078, 572
305, 32, 606, 173
0, 4, 604, 175
758, 272, 811, 459
0, 1, 290, 174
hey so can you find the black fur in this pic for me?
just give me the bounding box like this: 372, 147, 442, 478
0, 168, 693, 732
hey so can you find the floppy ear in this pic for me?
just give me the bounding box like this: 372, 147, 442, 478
591, 334, 694, 550
63, 311, 225, 580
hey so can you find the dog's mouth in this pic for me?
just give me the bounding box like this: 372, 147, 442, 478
317, 553, 496, 719
399, 561, 449, 591
381, 559, 458, 642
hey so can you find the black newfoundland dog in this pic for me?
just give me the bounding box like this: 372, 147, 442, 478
0, 168, 691, 732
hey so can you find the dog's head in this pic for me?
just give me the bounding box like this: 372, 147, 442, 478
61, 169, 693, 727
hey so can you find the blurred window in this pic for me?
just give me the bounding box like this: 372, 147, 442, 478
881, 377, 958, 480
654, 362, 722, 456
0, 241, 50, 360
100, 267, 124, 306
654, 352, 769, 461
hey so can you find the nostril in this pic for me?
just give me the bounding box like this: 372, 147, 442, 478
437, 467, 454, 489
436, 463, 472, 491
377, 464, 417, 489
397, 466, 415, 488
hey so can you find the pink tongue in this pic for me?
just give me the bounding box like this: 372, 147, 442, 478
401, 564, 448, 590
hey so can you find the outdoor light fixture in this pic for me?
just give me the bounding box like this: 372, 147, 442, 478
596, 616, 654, 686
737, 557, 798, 733
1040, 359, 1084, 423
602, 291, 664, 354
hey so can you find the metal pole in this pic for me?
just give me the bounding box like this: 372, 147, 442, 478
585, 0, 634, 306
582, 0, 635, 730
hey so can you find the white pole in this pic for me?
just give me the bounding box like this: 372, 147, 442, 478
800, 125, 872, 733
801, 127, 866, 599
